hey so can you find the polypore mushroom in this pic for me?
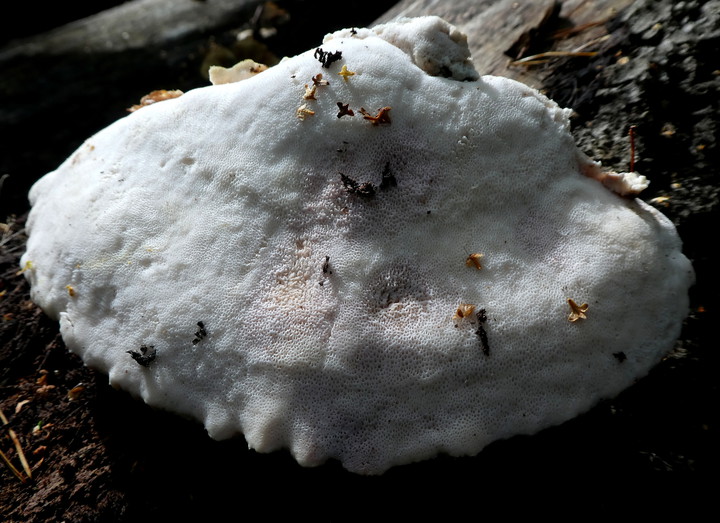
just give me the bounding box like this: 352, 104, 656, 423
21, 16, 693, 474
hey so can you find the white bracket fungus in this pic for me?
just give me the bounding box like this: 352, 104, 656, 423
21, 17, 693, 474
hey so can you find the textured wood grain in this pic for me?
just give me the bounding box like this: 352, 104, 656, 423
374, 0, 635, 87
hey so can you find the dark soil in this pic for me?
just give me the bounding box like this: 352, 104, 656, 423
1, 0, 717, 519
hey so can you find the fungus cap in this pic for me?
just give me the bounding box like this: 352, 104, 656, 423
22, 16, 693, 474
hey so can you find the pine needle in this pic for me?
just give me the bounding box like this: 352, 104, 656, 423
0, 447, 27, 482
510, 51, 598, 66
0, 408, 32, 480
510, 35, 610, 67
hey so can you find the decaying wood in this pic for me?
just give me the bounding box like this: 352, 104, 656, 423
374, 0, 635, 88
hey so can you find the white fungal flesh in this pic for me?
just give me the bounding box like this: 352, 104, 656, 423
22, 17, 693, 474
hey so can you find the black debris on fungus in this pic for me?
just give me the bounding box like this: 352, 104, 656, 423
340, 173, 375, 198
319, 255, 332, 286
127, 344, 157, 367
379, 162, 397, 190
192, 321, 207, 345
476, 309, 490, 356
322, 256, 332, 275
314, 47, 342, 68
613, 351, 627, 362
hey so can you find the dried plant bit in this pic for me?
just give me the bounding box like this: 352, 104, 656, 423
303, 84, 317, 100
649, 195, 670, 207
616, 56, 630, 66
127, 89, 183, 112
312, 73, 329, 86
519, 45, 600, 65
359, 106, 391, 125
314, 47, 342, 68
337, 65, 356, 81
336, 102, 354, 118
127, 344, 156, 367
454, 303, 476, 320
14, 400, 30, 414
339, 173, 375, 198
379, 162, 397, 190
36, 370, 48, 386
567, 298, 589, 322
660, 123, 676, 137
0, 446, 26, 483
296, 104, 315, 120
36, 381, 56, 395
192, 321, 207, 345
552, 20, 604, 39
11, 431, 32, 479
465, 253, 483, 270
509, 51, 598, 67
65, 284, 76, 297
0, 408, 32, 480
67, 383, 86, 401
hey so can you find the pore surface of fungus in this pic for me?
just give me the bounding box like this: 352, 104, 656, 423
22, 17, 693, 474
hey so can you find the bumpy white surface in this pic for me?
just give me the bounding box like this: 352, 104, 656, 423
22, 17, 693, 474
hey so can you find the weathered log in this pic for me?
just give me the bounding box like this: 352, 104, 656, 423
375, 0, 634, 86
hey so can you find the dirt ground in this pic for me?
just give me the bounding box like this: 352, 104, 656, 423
1, 0, 717, 519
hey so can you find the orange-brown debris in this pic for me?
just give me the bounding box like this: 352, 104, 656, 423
359, 106, 391, 125
128, 90, 183, 112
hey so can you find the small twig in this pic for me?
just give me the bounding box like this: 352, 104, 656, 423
510, 51, 597, 66
552, 21, 604, 39
573, 34, 611, 52
510, 35, 610, 67
629, 125, 637, 172
8, 428, 32, 479
0, 408, 32, 480
0, 447, 26, 482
